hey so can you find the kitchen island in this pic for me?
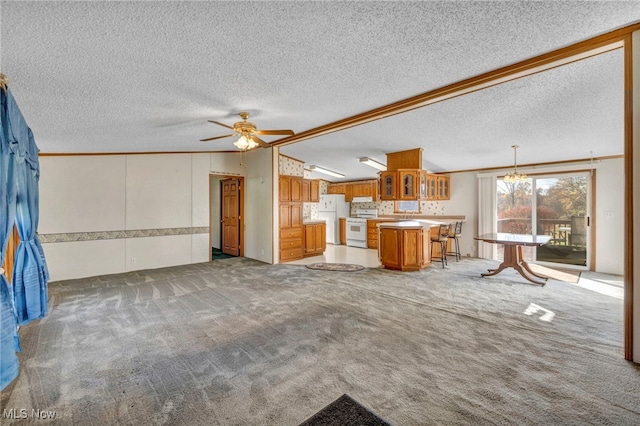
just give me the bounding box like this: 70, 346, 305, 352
378, 220, 444, 271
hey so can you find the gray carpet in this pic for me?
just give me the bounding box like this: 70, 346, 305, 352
1, 257, 638, 425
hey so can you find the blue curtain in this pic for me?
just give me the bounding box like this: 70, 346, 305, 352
5, 89, 49, 325
0, 88, 20, 390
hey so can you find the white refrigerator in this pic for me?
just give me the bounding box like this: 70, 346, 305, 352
318, 194, 350, 244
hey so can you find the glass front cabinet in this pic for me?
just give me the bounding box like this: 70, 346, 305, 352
398, 170, 418, 200
379, 171, 397, 200
380, 170, 436, 201
436, 175, 450, 200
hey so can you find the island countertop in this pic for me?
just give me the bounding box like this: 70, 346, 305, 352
377, 214, 466, 221
377, 220, 444, 229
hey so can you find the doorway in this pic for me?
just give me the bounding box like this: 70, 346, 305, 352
210, 175, 244, 261
496, 171, 591, 269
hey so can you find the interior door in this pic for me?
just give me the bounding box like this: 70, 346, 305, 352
221, 178, 240, 256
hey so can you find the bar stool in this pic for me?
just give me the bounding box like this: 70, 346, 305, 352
431, 223, 451, 268
447, 221, 463, 261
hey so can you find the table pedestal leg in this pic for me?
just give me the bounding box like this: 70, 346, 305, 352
481, 244, 547, 286
517, 246, 549, 281
481, 245, 519, 277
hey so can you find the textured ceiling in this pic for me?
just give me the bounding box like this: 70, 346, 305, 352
1, 1, 638, 180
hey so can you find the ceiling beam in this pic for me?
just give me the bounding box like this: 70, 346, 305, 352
272, 22, 640, 148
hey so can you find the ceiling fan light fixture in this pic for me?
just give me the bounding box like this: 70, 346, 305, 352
503, 145, 528, 183
359, 157, 387, 171
308, 165, 345, 178
233, 134, 258, 151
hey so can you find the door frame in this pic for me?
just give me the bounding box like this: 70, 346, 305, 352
209, 174, 244, 261
528, 170, 593, 271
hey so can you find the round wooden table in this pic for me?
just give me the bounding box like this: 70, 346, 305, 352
474, 233, 552, 286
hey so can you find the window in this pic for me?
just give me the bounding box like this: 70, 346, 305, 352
395, 200, 420, 214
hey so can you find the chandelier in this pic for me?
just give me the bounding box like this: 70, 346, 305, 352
233, 133, 259, 151
503, 145, 527, 183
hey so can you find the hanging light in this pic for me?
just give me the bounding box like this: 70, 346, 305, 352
233, 133, 258, 150
503, 145, 527, 182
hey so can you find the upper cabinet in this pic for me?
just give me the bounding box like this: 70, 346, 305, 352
279, 175, 303, 202
302, 179, 320, 202
327, 180, 377, 201
327, 183, 345, 195
380, 169, 429, 201
436, 175, 450, 200
398, 169, 418, 200
380, 172, 396, 200
380, 148, 450, 201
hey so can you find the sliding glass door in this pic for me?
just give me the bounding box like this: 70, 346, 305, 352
496, 172, 590, 268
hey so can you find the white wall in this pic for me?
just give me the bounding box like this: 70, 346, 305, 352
38, 151, 273, 281
244, 148, 274, 264
446, 171, 478, 258
595, 158, 625, 274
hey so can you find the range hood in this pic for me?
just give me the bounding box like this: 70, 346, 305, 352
352, 196, 374, 203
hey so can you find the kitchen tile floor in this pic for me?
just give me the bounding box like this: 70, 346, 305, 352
286, 244, 381, 268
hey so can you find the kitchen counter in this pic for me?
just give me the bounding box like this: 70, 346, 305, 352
377, 220, 443, 229
378, 215, 465, 221
302, 219, 327, 225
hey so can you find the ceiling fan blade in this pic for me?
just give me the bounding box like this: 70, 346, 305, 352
251, 136, 270, 148
208, 120, 234, 130
200, 134, 234, 142
255, 129, 295, 136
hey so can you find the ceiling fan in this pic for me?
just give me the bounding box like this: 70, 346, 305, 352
200, 112, 294, 150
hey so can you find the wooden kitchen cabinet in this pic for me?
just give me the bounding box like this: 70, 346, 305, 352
327, 183, 345, 194
328, 180, 378, 201
380, 170, 429, 201
280, 227, 304, 261
310, 180, 320, 202
279, 174, 304, 262
304, 222, 326, 257
386, 148, 423, 170
422, 174, 451, 200
302, 179, 320, 202
279, 175, 291, 202
398, 169, 419, 200
351, 180, 378, 200
302, 179, 310, 202
379, 149, 453, 202
339, 217, 346, 245
290, 177, 303, 202
365, 219, 397, 249
378, 224, 431, 271
279, 175, 303, 202
379, 171, 397, 200
279, 203, 303, 229
426, 174, 437, 199
367, 220, 380, 249
436, 175, 450, 200
344, 183, 353, 202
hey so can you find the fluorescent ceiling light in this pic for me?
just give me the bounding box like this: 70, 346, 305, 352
308, 165, 345, 178
359, 157, 387, 171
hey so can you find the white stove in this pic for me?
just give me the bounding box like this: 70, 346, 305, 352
346, 209, 378, 248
